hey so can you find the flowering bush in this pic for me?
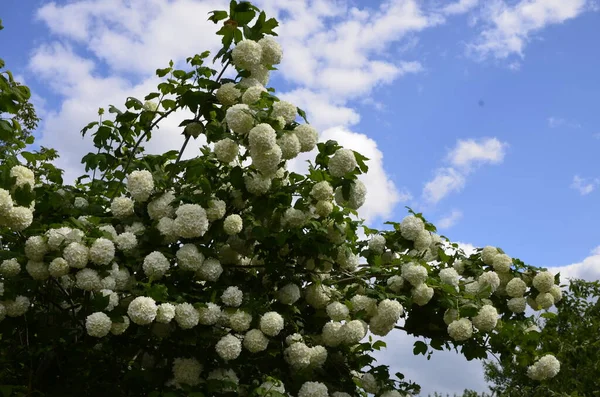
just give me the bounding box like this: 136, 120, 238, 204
0, 5, 562, 396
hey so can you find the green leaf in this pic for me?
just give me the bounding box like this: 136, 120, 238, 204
208, 10, 228, 23
297, 107, 309, 123
413, 341, 427, 355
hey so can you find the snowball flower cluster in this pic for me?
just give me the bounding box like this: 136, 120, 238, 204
244, 329, 269, 352
311, 181, 333, 201
147, 191, 175, 220
527, 355, 560, 380
115, 232, 137, 251
231, 40, 262, 69
439, 268, 459, 287
75, 268, 101, 291
26, 260, 49, 280
326, 301, 349, 321
156, 303, 176, 323
175, 302, 200, 329
143, 251, 170, 279
111, 197, 134, 218
334, 180, 366, 210
294, 124, 318, 152
369, 299, 403, 336
412, 284, 434, 306
492, 253, 512, 273
242, 85, 267, 104
298, 381, 328, 397
258, 36, 283, 65
472, 305, 498, 332
0, 189, 13, 214
174, 204, 208, 238
5, 206, 33, 231
127, 296, 157, 325
213, 138, 239, 163
480, 246, 498, 265
226, 104, 254, 134
508, 297, 527, 313
400, 215, 425, 241
277, 132, 301, 159
126, 170, 154, 202
368, 235, 386, 254
4, 296, 30, 317
245, 173, 272, 195
271, 100, 297, 124
230, 311, 252, 332
25, 236, 47, 261
221, 286, 243, 307
176, 244, 204, 271
216, 334, 242, 361
532, 271, 554, 293
197, 258, 223, 282
0, 258, 20, 277
478, 271, 500, 293
260, 311, 284, 336
387, 275, 404, 293
110, 316, 130, 335
448, 318, 473, 341
89, 238, 115, 265
277, 283, 301, 305
328, 148, 357, 177
506, 277, 527, 297
10, 165, 35, 188
172, 357, 202, 386
402, 263, 428, 286
86, 312, 112, 337
223, 214, 243, 235
282, 207, 306, 228
216, 82, 241, 106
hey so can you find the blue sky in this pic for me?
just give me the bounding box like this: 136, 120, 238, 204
2, 0, 600, 394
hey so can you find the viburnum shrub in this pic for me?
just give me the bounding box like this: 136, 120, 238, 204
0, 4, 562, 396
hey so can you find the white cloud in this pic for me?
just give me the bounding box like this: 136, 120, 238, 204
437, 209, 463, 229
442, 0, 480, 16
469, 0, 589, 60
571, 175, 599, 195
423, 137, 507, 204
423, 167, 466, 204
447, 137, 507, 169
552, 249, 600, 282
547, 116, 581, 128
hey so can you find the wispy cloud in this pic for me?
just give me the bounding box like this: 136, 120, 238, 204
423, 138, 508, 204
571, 175, 599, 195
548, 116, 581, 129
437, 209, 464, 229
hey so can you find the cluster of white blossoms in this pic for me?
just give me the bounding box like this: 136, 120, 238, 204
527, 354, 560, 380
0, 167, 37, 231
126, 170, 154, 202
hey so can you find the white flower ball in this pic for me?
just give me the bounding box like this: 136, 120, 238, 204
206, 199, 227, 221
74, 197, 88, 208
244, 173, 272, 195
111, 197, 134, 218
99, 289, 119, 311
387, 275, 404, 293
226, 103, 254, 134
412, 284, 434, 306
157, 217, 178, 243
481, 246, 499, 265
368, 235, 386, 254
214, 139, 239, 163
315, 200, 333, 217
48, 258, 69, 277
7, 206, 33, 231
143, 251, 170, 279
124, 221, 145, 235
143, 101, 158, 111
453, 260, 465, 274
128, 296, 158, 325
284, 342, 312, 370
282, 207, 305, 228
535, 292, 555, 309
10, 165, 35, 188
298, 381, 328, 397
276, 283, 301, 305
507, 297, 526, 313
242, 84, 267, 104
232, 39, 262, 69
285, 333, 303, 346
305, 283, 332, 309
272, 100, 297, 124
174, 302, 200, 329
230, 310, 252, 332
402, 263, 428, 286
110, 316, 130, 335
197, 302, 221, 325
147, 191, 175, 220
110, 265, 131, 291
172, 357, 202, 386
156, 303, 176, 323
174, 204, 209, 238
4, 296, 30, 317
350, 295, 377, 317
75, 268, 101, 291
100, 276, 116, 290
472, 305, 498, 332
221, 286, 243, 307
206, 368, 238, 390
99, 225, 118, 239
24, 259, 48, 280
506, 278, 527, 298
527, 354, 560, 380
448, 318, 473, 341
223, 214, 243, 235
260, 311, 284, 336
86, 312, 112, 337
322, 321, 343, 347
400, 215, 425, 241
258, 380, 285, 396
340, 319, 367, 343
549, 285, 563, 303
294, 124, 318, 152
176, 244, 204, 271
216, 82, 241, 106
0, 188, 13, 214
326, 301, 349, 321
492, 253, 512, 273
25, 236, 48, 261
443, 308, 459, 325
249, 123, 277, 153
127, 170, 154, 202
244, 329, 270, 353
251, 145, 282, 176
277, 132, 301, 160
439, 268, 460, 287
216, 334, 242, 361
479, 271, 500, 293
197, 258, 223, 282
360, 373, 379, 394
532, 271, 554, 293
115, 232, 137, 251
258, 36, 283, 65
328, 149, 357, 178
89, 238, 115, 266
334, 180, 366, 210
310, 181, 333, 201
